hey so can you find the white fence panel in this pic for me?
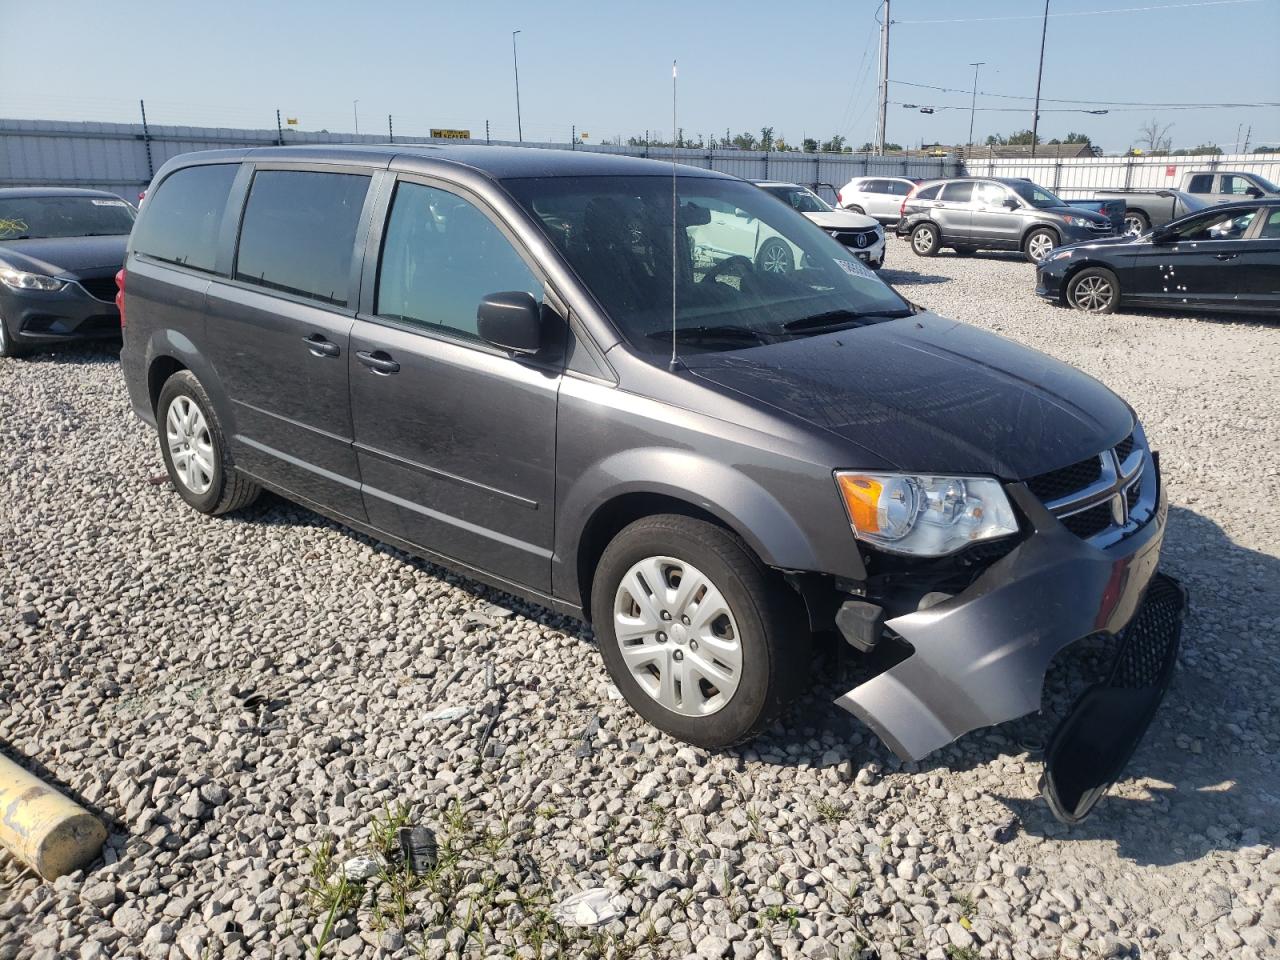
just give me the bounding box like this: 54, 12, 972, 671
964, 152, 1280, 195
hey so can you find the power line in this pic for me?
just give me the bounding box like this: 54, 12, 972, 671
890, 79, 1279, 109
891, 0, 1263, 25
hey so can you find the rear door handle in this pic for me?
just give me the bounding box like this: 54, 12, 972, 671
1214, 253, 1238, 261
356, 350, 400, 375
303, 334, 340, 358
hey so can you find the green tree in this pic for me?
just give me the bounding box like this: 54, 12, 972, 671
802, 137, 819, 153
820, 134, 846, 152
1254, 145, 1278, 154
732, 131, 757, 150
759, 126, 775, 151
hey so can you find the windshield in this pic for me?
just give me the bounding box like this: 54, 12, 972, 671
503, 175, 911, 358
0, 195, 135, 240
762, 185, 831, 213
1252, 173, 1279, 194
1008, 181, 1065, 209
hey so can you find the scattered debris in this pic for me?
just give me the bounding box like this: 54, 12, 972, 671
339, 855, 382, 881
551, 888, 624, 927
147, 473, 170, 486
424, 705, 470, 722
484, 660, 496, 690
395, 826, 438, 876
483, 602, 513, 619
604, 683, 623, 701
986, 816, 1020, 844
574, 714, 602, 758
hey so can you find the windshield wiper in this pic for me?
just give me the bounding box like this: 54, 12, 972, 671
782, 308, 912, 333
646, 325, 775, 345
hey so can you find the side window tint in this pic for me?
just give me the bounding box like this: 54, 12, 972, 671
915, 184, 941, 200
236, 170, 370, 306
975, 182, 1008, 206
132, 164, 238, 272
888, 181, 911, 196
376, 182, 543, 341
1187, 174, 1213, 193
940, 182, 974, 203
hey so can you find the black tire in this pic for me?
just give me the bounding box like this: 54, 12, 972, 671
0, 313, 26, 358
952, 244, 978, 256
909, 223, 940, 257
1123, 210, 1149, 238
755, 238, 794, 275
156, 370, 260, 515
1023, 227, 1058, 264
590, 514, 809, 749
846, 205, 866, 215
1065, 266, 1120, 314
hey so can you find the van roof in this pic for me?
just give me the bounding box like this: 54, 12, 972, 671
173, 143, 734, 181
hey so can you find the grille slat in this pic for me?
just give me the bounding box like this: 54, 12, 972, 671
1026, 456, 1102, 503
1024, 429, 1153, 546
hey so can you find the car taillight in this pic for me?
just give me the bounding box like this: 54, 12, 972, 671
900, 187, 919, 217
115, 268, 126, 328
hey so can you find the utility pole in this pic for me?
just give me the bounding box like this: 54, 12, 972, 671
512, 30, 524, 142
353, 100, 360, 136
276, 109, 284, 146
1243, 124, 1252, 154
138, 99, 154, 179
967, 62, 985, 148
1030, 0, 1049, 158
875, 0, 891, 155
388, 114, 393, 143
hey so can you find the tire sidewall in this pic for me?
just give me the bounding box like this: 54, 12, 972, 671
157, 372, 226, 514
1025, 228, 1056, 263
1066, 267, 1119, 314
591, 521, 775, 748
911, 223, 938, 256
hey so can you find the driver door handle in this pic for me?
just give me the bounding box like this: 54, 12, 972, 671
303, 334, 340, 358
356, 350, 400, 375
1214, 253, 1238, 261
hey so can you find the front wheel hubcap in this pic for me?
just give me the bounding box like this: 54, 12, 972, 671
612, 556, 743, 717
166, 396, 215, 495
913, 229, 933, 253
1073, 276, 1113, 311
1029, 234, 1053, 260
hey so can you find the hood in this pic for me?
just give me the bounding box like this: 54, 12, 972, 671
684, 312, 1133, 479
0, 235, 129, 277
1044, 205, 1109, 225
804, 209, 880, 231
1055, 234, 1140, 254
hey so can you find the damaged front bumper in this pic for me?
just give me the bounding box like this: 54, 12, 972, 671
836, 476, 1184, 821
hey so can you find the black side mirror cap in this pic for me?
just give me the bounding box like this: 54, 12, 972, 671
1004, 197, 1020, 209
477, 291, 542, 354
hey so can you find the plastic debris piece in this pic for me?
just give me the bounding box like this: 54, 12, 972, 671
485, 661, 496, 690
574, 714, 602, 758
396, 826, 438, 876
425, 705, 470, 722
339, 855, 382, 881
552, 888, 624, 927
604, 684, 623, 701
483, 603, 513, 619
147, 473, 170, 486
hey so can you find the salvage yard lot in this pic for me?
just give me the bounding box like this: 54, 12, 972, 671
1, 250, 1277, 959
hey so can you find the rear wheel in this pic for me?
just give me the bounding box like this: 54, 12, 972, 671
910, 223, 940, 257
157, 370, 260, 515
755, 238, 794, 275
846, 205, 866, 215
1066, 267, 1119, 314
1123, 211, 1149, 237
1024, 228, 1057, 264
591, 515, 809, 749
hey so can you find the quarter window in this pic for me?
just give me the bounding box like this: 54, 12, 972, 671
132, 164, 238, 272
940, 181, 974, 203
1186, 174, 1213, 193
886, 180, 913, 196
235, 170, 370, 306
914, 184, 941, 200
376, 182, 543, 341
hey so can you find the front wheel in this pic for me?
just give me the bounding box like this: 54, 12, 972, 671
910, 223, 940, 257
0, 314, 25, 358
1024, 228, 1057, 264
1066, 266, 1119, 314
591, 515, 809, 749
157, 370, 261, 515
1123, 211, 1149, 237
845, 204, 866, 215
755, 238, 794, 275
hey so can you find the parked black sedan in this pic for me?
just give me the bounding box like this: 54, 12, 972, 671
0, 188, 135, 356
1036, 198, 1280, 315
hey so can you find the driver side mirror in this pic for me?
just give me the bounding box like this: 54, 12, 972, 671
1245, 186, 1263, 198
477, 291, 542, 354
1150, 226, 1176, 244
1003, 197, 1020, 210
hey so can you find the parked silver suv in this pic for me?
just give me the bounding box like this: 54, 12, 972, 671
897, 177, 1114, 263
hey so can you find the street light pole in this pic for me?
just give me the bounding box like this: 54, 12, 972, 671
1030, 0, 1049, 158
874, 0, 891, 156
512, 30, 524, 142
967, 62, 984, 148
353, 99, 360, 136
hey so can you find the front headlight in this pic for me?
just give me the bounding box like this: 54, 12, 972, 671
0, 267, 64, 292
835, 472, 1018, 556
1063, 216, 1093, 228
1046, 249, 1074, 263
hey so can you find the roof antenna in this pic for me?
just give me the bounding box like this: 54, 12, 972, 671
669, 59, 681, 372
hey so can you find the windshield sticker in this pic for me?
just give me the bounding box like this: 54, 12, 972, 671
0, 218, 28, 238
835, 257, 877, 280
91, 199, 128, 207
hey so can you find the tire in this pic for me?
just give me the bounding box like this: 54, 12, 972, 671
0, 313, 26, 358
156, 370, 260, 515
1023, 227, 1057, 264
590, 514, 809, 749
755, 238, 794, 275
952, 244, 978, 256
1123, 210, 1149, 238
1065, 266, 1120, 314
846, 205, 866, 215
910, 223, 940, 257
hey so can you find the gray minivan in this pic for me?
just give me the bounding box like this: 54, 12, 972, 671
119, 145, 1184, 822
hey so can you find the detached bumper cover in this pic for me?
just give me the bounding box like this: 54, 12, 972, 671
835, 481, 1169, 763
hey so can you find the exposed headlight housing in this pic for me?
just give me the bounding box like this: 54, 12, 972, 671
0, 267, 64, 292
835, 472, 1019, 556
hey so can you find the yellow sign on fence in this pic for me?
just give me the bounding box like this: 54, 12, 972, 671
431, 129, 471, 140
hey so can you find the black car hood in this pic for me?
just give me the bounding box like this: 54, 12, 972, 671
1043, 204, 1108, 225
0, 235, 128, 277
1059, 234, 1138, 253
685, 312, 1133, 479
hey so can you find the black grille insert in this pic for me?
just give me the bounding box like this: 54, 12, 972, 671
1060, 502, 1113, 539
77, 276, 119, 302
1115, 433, 1136, 463
1026, 456, 1102, 503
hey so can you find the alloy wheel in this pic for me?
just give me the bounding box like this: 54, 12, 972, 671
612, 555, 743, 717
1072, 275, 1114, 312
1027, 232, 1054, 262
166, 396, 215, 495
1123, 215, 1144, 238
912, 228, 935, 254
760, 244, 790, 274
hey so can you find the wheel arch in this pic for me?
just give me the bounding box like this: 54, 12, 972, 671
1021, 222, 1061, 249
141, 330, 236, 431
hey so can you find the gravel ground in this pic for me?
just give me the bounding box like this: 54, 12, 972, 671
2, 248, 1278, 960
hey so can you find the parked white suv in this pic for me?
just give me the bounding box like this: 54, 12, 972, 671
838, 176, 919, 224
751, 181, 886, 269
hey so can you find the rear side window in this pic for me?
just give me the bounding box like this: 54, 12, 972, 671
235, 170, 370, 306
914, 184, 941, 200
1186, 174, 1213, 193
376, 182, 542, 341
132, 164, 238, 272
887, 180, 913, 196
940, 181, 974, 203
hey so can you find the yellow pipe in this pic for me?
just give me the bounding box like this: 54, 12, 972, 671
0, 753, 106, 879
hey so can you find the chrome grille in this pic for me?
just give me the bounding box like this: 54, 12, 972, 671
1025, 427, 1156, 548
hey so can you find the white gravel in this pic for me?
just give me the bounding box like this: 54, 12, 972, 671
1, 248, 1278, 960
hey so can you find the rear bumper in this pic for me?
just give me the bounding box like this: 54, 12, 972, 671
0, 283, 120, 344
836, 477, 1171, 766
